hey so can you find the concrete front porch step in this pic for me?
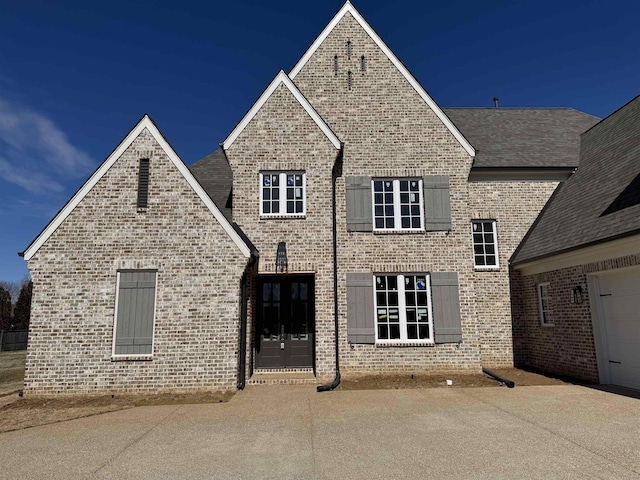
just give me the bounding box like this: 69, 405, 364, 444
247, 371, 318, 385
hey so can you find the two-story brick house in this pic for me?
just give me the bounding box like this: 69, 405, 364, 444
21, 2, 597, 394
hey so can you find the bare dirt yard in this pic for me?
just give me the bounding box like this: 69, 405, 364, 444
337, 367, 571, 390
0, 350, 571, 434
0, 351, 232, 433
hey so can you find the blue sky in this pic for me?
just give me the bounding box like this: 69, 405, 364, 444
0, 0, 638, 282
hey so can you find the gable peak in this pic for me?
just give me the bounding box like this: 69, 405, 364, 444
222, 70, 341, 151
288, 2, 475, 157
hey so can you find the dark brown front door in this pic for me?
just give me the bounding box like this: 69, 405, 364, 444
256, 275, 314, 369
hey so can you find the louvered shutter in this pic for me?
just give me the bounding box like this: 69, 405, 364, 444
137, 159, 150, 208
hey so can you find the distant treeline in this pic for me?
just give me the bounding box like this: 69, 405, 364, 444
0, 276, 32, 331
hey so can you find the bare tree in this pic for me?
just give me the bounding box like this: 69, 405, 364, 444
0, 274, 30, 302
0, 281, 19, 303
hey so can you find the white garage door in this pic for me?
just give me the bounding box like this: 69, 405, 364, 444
598, 269, 640, 390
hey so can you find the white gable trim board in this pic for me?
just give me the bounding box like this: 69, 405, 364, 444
288, 1, 475, 158
23, 116, 253, 261
514, 234, 640, 276
222, 70, 342, 151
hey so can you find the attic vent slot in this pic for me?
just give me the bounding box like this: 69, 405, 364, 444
361, 55, 365, 73
346, 41, 352, 59
137, 158, 150, 209
334, 55, 338, 75
347, 70, 352, 90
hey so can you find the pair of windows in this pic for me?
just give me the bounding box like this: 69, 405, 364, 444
347, 175, 451, 232
112, 270, 157, 357
260, 172, 306, 215
258, 174, 433, 233
375, 274, 433, 342
346, 271, 462, 346
373, 179, 424, 231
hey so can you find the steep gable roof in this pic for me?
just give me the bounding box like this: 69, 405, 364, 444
512, 95, 640, 265
189, 149, 233, 221
222, 70, 342, 151
444, 108, 599, 168
23, 116, 253, 260
289, 1, 475, 158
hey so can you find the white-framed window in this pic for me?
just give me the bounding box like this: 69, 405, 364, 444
260, 172, 306, 216
472, 220, 499, 268
537, 282, 552, 326
372, 179, 424, 231
374, 273, 433, 343
112, 270, 157, 357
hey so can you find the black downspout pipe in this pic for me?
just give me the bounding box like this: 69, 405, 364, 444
483, 367, 515, 388
317, 147, 344, 392
238, 255, 257, 390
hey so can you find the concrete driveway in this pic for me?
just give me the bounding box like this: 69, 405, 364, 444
1, 384, 640, 479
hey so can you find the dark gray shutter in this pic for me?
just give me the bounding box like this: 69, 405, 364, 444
431, 272, 462, 344
137, 159, 150, 208
115, 271, 156, 355
346, 176, 373, 232
346, 273, 375, 344
423, 175, 451, 231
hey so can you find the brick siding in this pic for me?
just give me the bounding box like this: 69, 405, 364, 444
25, 129, 249, 394
514, 253, 640, 382
468, 181, 559, 367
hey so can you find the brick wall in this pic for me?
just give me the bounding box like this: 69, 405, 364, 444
225, 84, 339, 380
515, 253, 640, 382
468, 181, 559, 367
25, 128, 249, 394
288, 12, 481, 377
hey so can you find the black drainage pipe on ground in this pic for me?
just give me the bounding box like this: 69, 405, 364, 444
483, 367, 515, 388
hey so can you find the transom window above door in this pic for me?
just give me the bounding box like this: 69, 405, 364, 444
260, 172, 306, 216
372, 178, 424, 231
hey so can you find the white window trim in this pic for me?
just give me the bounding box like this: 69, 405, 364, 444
373, 273, 434, 344
111, 270, 158, 359
537, 281, 553, 327
371, 178, 424, 232
260, 171, 307, 217
472, 220, 500, 269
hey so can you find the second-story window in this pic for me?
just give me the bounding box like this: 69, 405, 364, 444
472, 220, 499, 268
372, 179, 424, 231
260, 172, 306, 216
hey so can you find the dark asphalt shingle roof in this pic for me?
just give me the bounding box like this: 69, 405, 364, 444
511, 95, 640, 265
189, 149, 233, 221
189, 148, 259, 255
443, 108, 599, 168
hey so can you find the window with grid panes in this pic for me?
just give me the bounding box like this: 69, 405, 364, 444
260, 172, 306, 215
472, 220, 499, 268
374, 274, 433, 342
372, 179, 423, 231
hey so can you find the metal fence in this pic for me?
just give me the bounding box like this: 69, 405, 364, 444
0, 329, 28, 351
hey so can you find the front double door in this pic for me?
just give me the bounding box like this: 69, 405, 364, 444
256, 275, 314, 369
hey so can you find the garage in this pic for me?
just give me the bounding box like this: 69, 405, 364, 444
595, 268, 640, 390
